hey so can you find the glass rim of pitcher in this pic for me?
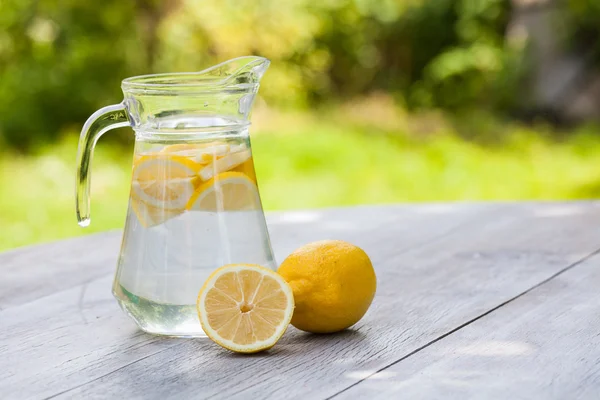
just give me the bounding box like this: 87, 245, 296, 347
121, 56, 269, 94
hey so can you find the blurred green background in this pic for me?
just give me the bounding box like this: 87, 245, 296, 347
1, 0, 600, 250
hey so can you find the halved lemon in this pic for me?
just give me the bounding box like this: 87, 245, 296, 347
186, 171, 260, 212
130, 197, 183, 228
197, 264, 295, 353
132, 154, 199, 210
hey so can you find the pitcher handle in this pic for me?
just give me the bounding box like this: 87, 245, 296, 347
75, 103, 130, 227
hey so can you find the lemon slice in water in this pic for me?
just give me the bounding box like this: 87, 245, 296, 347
132, 154, 199, 210
186, 171, 260, 212
198, 150, 252, 181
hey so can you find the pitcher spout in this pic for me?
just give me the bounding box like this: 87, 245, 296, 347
121, 56, 270, 93
205, 56, 270, 87
121, 56, 270, 126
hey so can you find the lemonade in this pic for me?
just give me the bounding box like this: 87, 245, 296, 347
74, 57, 274, 337
113, 129, 276, 337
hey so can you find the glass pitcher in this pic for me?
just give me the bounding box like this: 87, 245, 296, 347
75, 57, 276, 337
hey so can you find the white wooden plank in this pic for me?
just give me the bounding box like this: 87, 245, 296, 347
0, 232, 120, 309
0, 204, 482, 310
0, 204, 489, 399
40, 202, 600, 400
0, 275, 180, 399
339, 251, 600, 400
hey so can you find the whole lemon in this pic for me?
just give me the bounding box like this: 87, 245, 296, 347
277, 240, 376, 333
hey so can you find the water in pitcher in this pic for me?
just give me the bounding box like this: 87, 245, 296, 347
113, 120, 275, 337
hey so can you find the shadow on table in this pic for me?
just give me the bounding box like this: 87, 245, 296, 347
224, 328, 367, 359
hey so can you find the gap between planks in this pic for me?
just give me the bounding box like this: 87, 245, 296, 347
326, 245, 600, 400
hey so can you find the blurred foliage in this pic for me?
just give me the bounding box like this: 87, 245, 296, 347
1, 1, 599, 251
1, 109, 600, 251
0, 0, 143, 147
0, 0, 530, 149
565, 0, 600, 60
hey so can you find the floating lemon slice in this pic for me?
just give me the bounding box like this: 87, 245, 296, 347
186, 171, 260, 212
130, 197, 183, 228
132, 154, 199, 210
231, 158, 257, 183
198, 150, 252, 181
197, 264, 295, 353
161, 143, 231, 164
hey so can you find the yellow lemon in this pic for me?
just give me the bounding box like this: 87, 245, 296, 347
197, 264, 295, 353
277, 240, 376, 333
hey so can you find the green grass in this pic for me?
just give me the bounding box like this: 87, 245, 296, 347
1, 112, 600, 251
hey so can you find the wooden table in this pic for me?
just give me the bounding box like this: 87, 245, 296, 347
2, 203, 600, 399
